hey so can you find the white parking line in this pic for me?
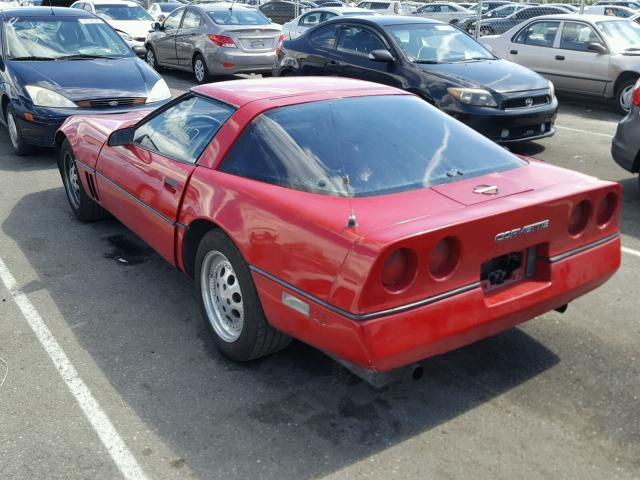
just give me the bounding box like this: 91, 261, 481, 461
556, 125, 614, 138
622, 246, 640, 258
0, 258, 149, 480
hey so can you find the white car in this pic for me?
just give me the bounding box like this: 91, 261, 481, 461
70, 0, 155, 55
356, 1, 411, 15
282, 6, 376, 39
147, 1, 181, 21
411, 2, 473, 24
584, 4, 637, 16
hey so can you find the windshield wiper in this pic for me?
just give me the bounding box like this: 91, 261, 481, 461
57, 54, 118, 60
625, 47, 640, 51
452, 57, 492, 63
10, 56, 57, 61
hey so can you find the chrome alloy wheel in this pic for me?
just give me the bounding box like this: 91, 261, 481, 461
63, 151, 81, 209
194, 58, 205, 83
7, 112, 19, 151
201, 250, 244, 343
619, 84, 634, 113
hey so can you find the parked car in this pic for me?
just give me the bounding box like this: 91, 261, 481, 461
612, 79, 640, 186
148, 1, 180, 21
481, 14, 640, 113
458, 3, 528, 33
547, 3, 578, 12
0, 7, 170, 156
411, 2, 473, 25
466, 0, 512, 15
459, 2, 474, 8
632, 12, 640, 21
70, 0, 156, 55
274, 16, 557, 143
259, 1, 312, 24
584, 4, 636, 16
146, 3, 282, 82
315, 0, 344, 5
235, 0, 269, 7
468, 5, 571, 36
355, 1, 412, 14
594, 0, 640, 8
54, 76, 621, 380
282, 6, 375, 39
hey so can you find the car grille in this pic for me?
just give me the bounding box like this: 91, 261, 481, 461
134, 37, 146, 42
502, 95, 550, 109
76, 97, 147, 108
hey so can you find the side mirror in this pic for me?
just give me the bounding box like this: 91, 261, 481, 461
151, 21, 162, 31
108, 127, 135, 147
369, 49, 395, 63
587, 42, 607, 54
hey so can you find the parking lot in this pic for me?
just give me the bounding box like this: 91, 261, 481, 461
0, 70, 639, 480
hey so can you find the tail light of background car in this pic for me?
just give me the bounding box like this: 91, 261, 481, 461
428, 237, 461, 280
275, 34, 285, 56
633, 81, 640, 107
208, 34, 237, 48
381, 248, 418, 292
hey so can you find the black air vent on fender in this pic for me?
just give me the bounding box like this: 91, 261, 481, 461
85, 172, 100, 201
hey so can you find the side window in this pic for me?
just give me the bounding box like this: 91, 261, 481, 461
163, 8, 184, 29
336, 26, 386, 56
321, 12, 337, 21
133, 96, 234, 164
309, 24, 339, 48
300, 12, 322, 26
72, 2, 84, 9
83, 3, 93, 11
181, 9, 202, 29
559, 22, 601, 51
514, 21, 560, 47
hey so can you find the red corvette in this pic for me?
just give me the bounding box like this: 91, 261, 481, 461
55, 77, 620, 378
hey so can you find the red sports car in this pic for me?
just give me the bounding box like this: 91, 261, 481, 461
55, 77, 621, 380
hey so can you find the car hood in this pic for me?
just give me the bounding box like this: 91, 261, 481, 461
9, 57, 159, 101
418, 59, 549, 93
107, 20, 154, 39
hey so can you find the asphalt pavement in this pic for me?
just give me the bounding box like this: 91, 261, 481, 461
0, 72, 638, 480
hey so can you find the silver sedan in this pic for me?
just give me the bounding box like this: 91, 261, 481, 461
481, 14, 640, 113
145, 2, 282, 83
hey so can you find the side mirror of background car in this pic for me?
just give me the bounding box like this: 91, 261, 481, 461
369, 49, 395, 63
587, 42, 607, 54
108, 127, 135, 147
151, 22, 162, 31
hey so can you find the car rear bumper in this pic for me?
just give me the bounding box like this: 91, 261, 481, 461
252, 233, 620, 373
612, 110, 640, 173
207, 50, 276, 75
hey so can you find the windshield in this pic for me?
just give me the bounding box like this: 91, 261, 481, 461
4, 16, 133, 60
95, 4, 154, 21
596, 20, 640, 52
208, 10, 270, 25
219, 96, 525, 197
389, 23, 494, 63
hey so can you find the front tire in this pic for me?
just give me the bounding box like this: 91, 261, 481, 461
6, 106, 34, 156
57, 139, 109, 222
193, 54, 210, 84
615, 77, 637, 115
195, 229, 291, 362
145, 46, 160, 70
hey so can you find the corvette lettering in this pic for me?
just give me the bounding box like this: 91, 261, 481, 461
495, 220, 550, 242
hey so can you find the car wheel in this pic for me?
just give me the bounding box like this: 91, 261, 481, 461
193, 54, 210, 84
6, 106, 34, 156
450, 19, 458, 25
195, 229, 291, 362
615, 78, 637, 115
58, 139, 109, 222
145, 46, 160, 70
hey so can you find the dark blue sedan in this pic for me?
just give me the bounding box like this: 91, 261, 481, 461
0, 8, 171, 155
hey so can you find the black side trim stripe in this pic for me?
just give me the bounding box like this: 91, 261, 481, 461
542, 233, 619, 263
249, 265, 481, 321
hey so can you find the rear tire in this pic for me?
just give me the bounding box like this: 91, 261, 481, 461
195, 229, 291, 362
58, 139, 109, 222
6, 106, 34, 156
193, 54, 210, 84
615, 77, 637, 115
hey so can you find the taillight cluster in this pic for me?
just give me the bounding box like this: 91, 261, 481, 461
633, 80, 640, 107
208, 34, 236, 48
568, 191, 618, 237
275, 34, 285, 56
380, 237, 461, 292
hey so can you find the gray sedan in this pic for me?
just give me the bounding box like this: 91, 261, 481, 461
612, 78, 640, 187
145, 2, 282, 83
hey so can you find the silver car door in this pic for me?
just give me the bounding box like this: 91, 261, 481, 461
154, 8, 184, 64
507, 20, 562, 85
176, 8, 204, 66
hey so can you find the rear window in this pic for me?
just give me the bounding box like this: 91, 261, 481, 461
208, 10, 271, 25
219, 96, 525, 197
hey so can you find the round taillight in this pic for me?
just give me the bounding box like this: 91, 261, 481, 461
568, 200, 592, 236
381, 248, 416, 291
596, 191, 617, 227
429, 237, 460, 280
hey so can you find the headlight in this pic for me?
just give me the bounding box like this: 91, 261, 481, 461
548, 80, 555, 100
25, 85, 76, 108
117, 30, 133, 42
146, 79, 171, 103
447, 87, 497, 107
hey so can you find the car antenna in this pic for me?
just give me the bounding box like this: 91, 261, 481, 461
229, 0, 236, 10
343, 175, 357, 228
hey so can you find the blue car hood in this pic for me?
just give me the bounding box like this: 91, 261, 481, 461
9, 57, 157, 101
420, 59, 549, 93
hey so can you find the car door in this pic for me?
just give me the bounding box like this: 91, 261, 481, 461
155, 7, 184, 65
298, 23, 340, 75
329, 24, 401, 88
176, 8, 204, 66
95, 95, 235, 264
552, 21, 610, 95
507, 20, 561, 81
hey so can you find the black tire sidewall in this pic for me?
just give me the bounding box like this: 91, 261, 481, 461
58, 139, 103, 222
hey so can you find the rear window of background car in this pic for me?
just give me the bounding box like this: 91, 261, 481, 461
209, 10, 271, 25
219, 96, 526, 197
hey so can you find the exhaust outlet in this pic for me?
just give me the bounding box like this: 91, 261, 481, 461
327, 353, 424, 388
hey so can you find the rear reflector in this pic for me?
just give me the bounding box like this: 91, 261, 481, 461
208, 34, 236, 48
568, 200, 592, 237
223, 63, 235, 68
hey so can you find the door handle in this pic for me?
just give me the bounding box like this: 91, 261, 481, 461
164, 177, 178, 191
555, 55, 565, 60
510, 49, 518, 55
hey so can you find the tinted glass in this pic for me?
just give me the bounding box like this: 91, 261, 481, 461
208, 9, 270, 25
337, 26, 385, 56
163, 8, 184, 29
389, 23, 493, 63
95, 4, 154, 20
309, 23, 338, 48
596, 19, 640, 51
300, 11, 322, 26
515, 21, 559, 47
134, 96, 235, 164
219, 96, 525, 197
181, 9, 201, 28
560, 22, 600, 51
159, 3, 179, 11
4, 16, 132, 59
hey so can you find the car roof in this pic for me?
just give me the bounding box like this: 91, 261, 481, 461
0, 6, 93, 16
195, 2, 254, 11
87, 0, 141, 5
527, 13, 624, 21
193, 77, 403, 107
327, 14, 439, 25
